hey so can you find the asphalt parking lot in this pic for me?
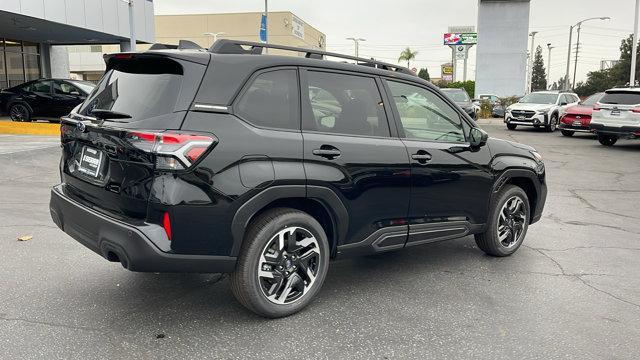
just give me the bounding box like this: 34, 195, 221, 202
1, 124, 639, 359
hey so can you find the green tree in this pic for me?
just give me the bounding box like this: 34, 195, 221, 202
550, 76, 567, 90
398, 47, 418, 68
417, 68, 430, 81
531, 45, 547, 91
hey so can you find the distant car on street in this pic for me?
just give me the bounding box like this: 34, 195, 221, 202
0, 79, 95, 122
558, 92, 604, 137
504, 91, 580, 132
590, 87, 640, 146
440, 88, 477, 120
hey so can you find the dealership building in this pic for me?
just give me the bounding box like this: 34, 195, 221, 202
0, 0, 154, 89
68, 11, 326, 81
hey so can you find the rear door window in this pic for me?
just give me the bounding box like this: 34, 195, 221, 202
235, 69, 300, 130
600, 92, 640, 105
303, 71, 390, 137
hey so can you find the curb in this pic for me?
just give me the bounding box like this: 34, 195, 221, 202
0, 120, 60, 136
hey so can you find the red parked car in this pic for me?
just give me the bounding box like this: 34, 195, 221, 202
559, 92, 604, 137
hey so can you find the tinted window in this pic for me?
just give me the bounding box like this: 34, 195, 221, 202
600, 91, 640, 105
53, 81, 79, 95
236, 69, 299, 130
441, 89, 470, 102
387, 81, 465, 142
29, 80, 51, 93
582, 93, 604, 106
303, 71, 389, 137
79, 57, 186, 120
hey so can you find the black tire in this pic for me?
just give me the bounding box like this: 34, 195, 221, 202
597, 134, 618, 146
9, 103, 31, 122
545, 114, 558, 132
533, 125, 540, 129
561, 130, 575, 137
475, 185, 530, 257
230, 207, 330, 318
506, 123, 517, 130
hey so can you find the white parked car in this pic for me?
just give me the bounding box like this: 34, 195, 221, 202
504, 91, 580, 131
590, 87, 640, 146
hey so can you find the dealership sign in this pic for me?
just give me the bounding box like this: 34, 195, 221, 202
443, 33, 477, 45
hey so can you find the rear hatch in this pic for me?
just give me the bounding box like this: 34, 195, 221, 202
60, 52, 211, 220
595, 90, 640, 127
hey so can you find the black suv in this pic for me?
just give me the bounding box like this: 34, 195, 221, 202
50, 40, 547, 318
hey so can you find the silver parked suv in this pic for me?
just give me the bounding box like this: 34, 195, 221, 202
590, 87, 640, 146
504, 91, 579, 132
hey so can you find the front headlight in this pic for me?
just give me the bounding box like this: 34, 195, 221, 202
536, 108, 551, 114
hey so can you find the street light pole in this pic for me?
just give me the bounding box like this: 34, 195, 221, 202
564, 16, 610, 90
121, 0, 136, 51
547, 43, 553, 89
631, 0, 639, 86
527, 31, 538, 94
264, 0, 268, 54
572, 23, 583, 89
346, 37, 366, 59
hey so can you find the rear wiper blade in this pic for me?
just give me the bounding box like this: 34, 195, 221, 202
90, 109, 132, 121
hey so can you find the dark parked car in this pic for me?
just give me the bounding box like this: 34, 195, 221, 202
50, 40, 547, 318
0, 79, 95, 122
440, 87, 477, 120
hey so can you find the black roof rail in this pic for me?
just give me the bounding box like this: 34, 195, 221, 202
209, 39, 416, 76
148, 40, 205, 51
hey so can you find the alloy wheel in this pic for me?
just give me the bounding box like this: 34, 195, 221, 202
10, 104, 28, 122
257, 226, 321, 305
496, 196, 527, 248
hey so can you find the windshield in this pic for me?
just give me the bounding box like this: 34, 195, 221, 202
519, 93, 558, 104
68, 81, 95, 94
582, 92, 604, 106
441, 89, 470, 102
79, 60, 183, 119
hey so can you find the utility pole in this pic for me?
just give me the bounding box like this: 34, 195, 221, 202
120, 0, 136, 51
264, 0, 268, 54
564, 26, 573, 90
572, 23, 582, 89
547, 43, 553, 89
527, 31, 538, 94
631, 0, 639, 86
346, 37, 366, 58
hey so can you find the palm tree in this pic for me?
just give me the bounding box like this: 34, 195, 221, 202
398, 47, 418, 68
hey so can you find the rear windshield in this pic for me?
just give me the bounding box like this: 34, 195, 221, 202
78, 57, 184, 119
582, 92, 604, 106
600, 91, 640, 105
441, 89, 470, 102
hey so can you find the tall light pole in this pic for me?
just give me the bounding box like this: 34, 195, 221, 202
204, 32, 226, 46
631, 0, 639, 86
565, 16, 610, 90
264, 0, 268, 54
527, 31, 538, 94
346, 37, 366, 58
547, 43, 554, 89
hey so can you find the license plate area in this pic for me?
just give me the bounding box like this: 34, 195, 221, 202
78, 146, 104, 178
610, 109, 620, 116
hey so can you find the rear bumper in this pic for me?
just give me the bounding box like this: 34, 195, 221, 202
558, 122, 591, 132
589, 123, 640, 137
49, 184, 236, 273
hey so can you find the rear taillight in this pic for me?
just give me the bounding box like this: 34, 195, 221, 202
632, 107, 640, 113
127, 130, 217, 170
162, 212, 172, 240
593, 104, 601, 111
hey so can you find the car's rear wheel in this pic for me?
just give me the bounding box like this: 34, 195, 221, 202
561, 130, 575, 137
597, 134, 618, 146
475, 185, 530, 257
506, 123, 517, 130
545, 114, 558, 132
9, 103, 31, 122
230, 208, 330, 318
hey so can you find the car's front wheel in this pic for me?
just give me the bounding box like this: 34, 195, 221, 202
561, 130, 575, 137
9, 103, 31, 122
545, 114, 558, 132
230, 208, 330, 318
506, 123, 517, 130
475, 185, 530, 257
597, 134, 618, 146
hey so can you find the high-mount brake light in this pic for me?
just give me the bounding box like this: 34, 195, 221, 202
113, 53, 134, 60
127, 131, 217, 170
